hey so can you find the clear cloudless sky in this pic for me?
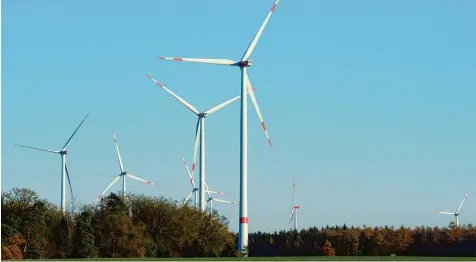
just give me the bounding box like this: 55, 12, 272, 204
2, 0, 475, 232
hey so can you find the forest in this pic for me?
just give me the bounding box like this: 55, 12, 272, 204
2, 187, 476, 259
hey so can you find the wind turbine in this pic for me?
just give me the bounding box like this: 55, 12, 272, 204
433, 192, 469, 227
14, 112, 90, 214
95, 133, 159, 203
205, 180, 240, 215
157, 0, 281, 253
181, 156, 226, 209
288, 177, 299, 231
145, 74, 242, 212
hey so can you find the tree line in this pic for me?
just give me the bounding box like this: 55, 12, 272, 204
1, 187, 475, 259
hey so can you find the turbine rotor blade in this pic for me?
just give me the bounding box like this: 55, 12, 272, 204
146, 74, 200, 115
456, 192, 469, 214
434, 210, 455, 215
205, 95, 241, 116
113, 133, 125, 173
204, 181, 213, 198
95, 175, 121, 203
182, 156, 196, 188
65, 164, 73, 202
14, 144, 60, 154
157, 57, 237, 66
241, 0, 281, 61
289, 208, 295, 223
191, 118, 201, 179
62, 112, 91, 151
126, 173, 159, 187
184, 191, 194, 204
212, 198, 239, 205
246, 73, 272, 146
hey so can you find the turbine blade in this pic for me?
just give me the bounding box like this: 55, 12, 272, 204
246, 73, 272, 146
126, 173, 158, 187
157, 57, 237, 66
145, 74, 200, 114
204, 181, 212, 198
184, 191, 194, 204
434, 210, 455, 215
95, 175, 121, 203
456, 192, 469, 214
212, 198, 239, 205
289, 208, 295, 223
182, 156, 196, 189
241, 0, 281, 61
191, 118, 201, 179
65, 164, 73, 202
205, 189, 226, 195
14, 144, 59, 154
204, 95, 241, 116
62, 112, 91, 151
113, 133, 125, 173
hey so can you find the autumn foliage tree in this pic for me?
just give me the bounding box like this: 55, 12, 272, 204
2, 187, 476, 258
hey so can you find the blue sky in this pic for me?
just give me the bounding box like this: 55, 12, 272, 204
2, 0, 475, 232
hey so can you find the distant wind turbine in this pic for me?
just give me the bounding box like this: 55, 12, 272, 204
288, 177, 299, 231
146, 74, 242, 212
433, 192, 469, 227
95, 133, 159, 203
14, 112, 90, 214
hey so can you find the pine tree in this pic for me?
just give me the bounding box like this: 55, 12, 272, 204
72, 210, 98, 258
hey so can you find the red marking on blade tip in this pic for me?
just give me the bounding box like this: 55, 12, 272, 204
192, 163, 195, 171
261, 122, 267, 131
268, 139, 273, 147
270, 4, 277, 12
173, 57, 183, 61
240, 217, 248, 223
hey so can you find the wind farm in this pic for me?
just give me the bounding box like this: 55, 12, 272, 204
2, 0, 475, 260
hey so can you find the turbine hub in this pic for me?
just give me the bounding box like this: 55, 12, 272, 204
199, 113, 207, 118
238, 60, 252, 68
60, 150, 68, 155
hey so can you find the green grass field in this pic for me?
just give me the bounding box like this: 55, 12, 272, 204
26, 256, 476, 261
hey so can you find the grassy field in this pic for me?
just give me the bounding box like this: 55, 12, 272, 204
27, 256, 476, 261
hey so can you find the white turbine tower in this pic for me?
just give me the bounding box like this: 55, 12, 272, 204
434, 192, 469, 227
181, 156, 226, 209
156, 0, 280, 253
288, 177, 299, 231
146, 74, 241, 212
14, 112, 90, 214
95, 133, 159, 202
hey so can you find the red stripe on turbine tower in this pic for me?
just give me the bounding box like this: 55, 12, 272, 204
240, 217, 249, 223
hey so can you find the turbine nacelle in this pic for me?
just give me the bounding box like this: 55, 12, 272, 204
237, 60, 252, 68
59, 150, 68, 155
198, 112, 207, 118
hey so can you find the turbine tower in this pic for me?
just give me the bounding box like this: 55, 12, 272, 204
95, 133, 159, 202
156, 0, 280, 254
289, 177, 299, 231
434, 192, 469, 227
14, 112, 90, 214
146, 74, 241, 212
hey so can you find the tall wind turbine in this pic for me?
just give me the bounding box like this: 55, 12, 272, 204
14, 112, 91, 214
157, 0, 280, 253
146, 74, 241, 212
181, 156, 226, 209
434, 192, 469, 227
95, 133, 159, 202
289, 177, 299, 231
